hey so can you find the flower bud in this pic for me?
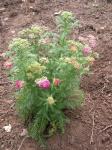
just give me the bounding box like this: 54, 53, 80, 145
35, 77, 50, 89
53, 78, 61, 87
47, 96, 55, 105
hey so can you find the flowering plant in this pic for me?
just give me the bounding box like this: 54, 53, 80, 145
5, 11, 97, 144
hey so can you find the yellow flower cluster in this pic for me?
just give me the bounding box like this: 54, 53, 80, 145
61, 11, 73, 20
27, 62, 46, 79
86, 56, 95, 65
64, 57, 81, 69
39, 57, 49, 64
69, 45, 77, 52
67, 40, 84, 52
9, 38, 30, 50
19, 25, 47, 39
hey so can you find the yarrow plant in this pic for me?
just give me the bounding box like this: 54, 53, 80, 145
5, 11, 98, 144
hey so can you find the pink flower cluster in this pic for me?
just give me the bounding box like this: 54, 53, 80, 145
15, 80, 24, 90
35, 78, 50, 89
35, 78, 61, 89
83, 46, 91, 55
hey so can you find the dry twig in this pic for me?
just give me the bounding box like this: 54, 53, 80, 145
0, 81, 12, 85
98, 124, 112, 135
22, 0, 29, 14
90, 110, 95, 144
18, 136, 28, 150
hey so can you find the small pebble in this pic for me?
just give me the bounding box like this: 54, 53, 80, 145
20, 128, 28, 137
4, 18, 8, 21
11, 30, 15, 34
0, 8, 5, 12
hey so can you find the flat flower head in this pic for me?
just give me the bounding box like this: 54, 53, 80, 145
70, 58, 81, 69
35, 77, 50, 89
65, 57, 81, 69
9, 38, 30, 51
27, 62, 46, 74
86, 56, 95, 65
83, 46, 92, 55
72, 60, 81, 69
30, 25, 47, 35
47, 96, 55, 105
61, 11, 73, 20
15, 80, 24, 90
69, 45, 77, 52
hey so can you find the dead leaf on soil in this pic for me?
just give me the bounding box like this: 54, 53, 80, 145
3, 124, 12, 132
20, 128, 28, 137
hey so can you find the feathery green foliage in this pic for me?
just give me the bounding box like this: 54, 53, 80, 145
5, 11, 97, 144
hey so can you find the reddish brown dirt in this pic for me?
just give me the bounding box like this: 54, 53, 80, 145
0, 0, 112, 150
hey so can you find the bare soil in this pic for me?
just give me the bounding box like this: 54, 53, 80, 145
0, 0, 112, 150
